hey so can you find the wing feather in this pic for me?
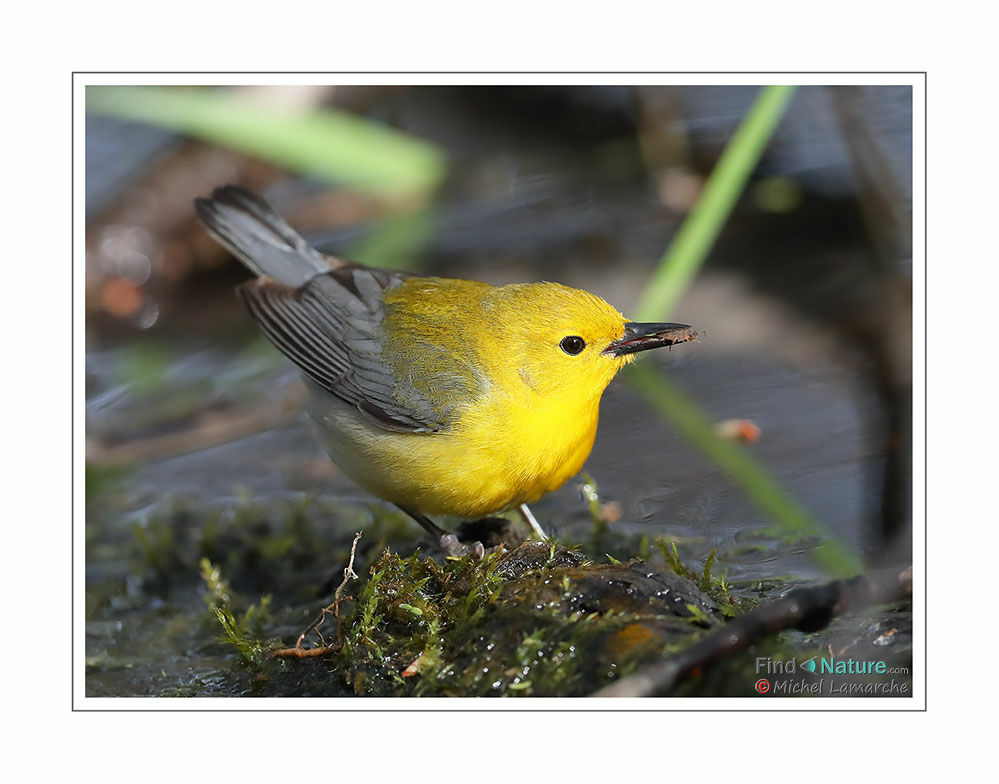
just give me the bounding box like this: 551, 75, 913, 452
197, 186, 445, 434
238, 270, 444, 433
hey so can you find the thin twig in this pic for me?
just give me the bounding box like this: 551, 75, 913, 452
593, 564, 912, 697
272, 531, 362, 659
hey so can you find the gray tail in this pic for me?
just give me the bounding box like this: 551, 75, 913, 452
194, 185, 333, 287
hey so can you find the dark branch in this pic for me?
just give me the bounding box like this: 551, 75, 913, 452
593, 564, 912, 697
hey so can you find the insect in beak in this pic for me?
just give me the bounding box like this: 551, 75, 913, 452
602, 322, 697, 357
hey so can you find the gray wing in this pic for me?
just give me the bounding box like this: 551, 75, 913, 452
196, 186, 443, 433
239, 264, 444, 434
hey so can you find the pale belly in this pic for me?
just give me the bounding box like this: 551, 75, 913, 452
304, 381, 599, 518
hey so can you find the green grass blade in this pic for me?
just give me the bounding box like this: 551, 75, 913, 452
627, 85, 861, 575
634, 85, 795, 321
627, 363, 861, 577
86, 86, 446, 197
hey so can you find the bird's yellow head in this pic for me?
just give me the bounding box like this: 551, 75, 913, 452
480, 282, 696, 402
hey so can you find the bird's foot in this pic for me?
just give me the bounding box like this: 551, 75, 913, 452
399, 506, 485, 559
439, 533, 485, 559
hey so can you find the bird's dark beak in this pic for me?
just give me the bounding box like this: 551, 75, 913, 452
602, 322, 697, 357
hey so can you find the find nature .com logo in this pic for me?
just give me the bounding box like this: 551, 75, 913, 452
752, 656, 910, 696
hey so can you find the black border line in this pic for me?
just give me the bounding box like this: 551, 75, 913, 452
71, 71, 75, 712
73, 71, 927, 711
75, 70, 922, 73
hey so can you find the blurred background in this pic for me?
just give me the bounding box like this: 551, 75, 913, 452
84, 85, 912, 654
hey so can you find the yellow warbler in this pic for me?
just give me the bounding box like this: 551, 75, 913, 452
196, 186, 695, 554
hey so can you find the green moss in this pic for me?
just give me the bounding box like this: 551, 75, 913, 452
90, 477, 858, 697
654, 538, 755, 616
258, 537, 730, 697
199, 558, 275, 667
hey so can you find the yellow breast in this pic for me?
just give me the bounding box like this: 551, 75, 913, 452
447, 384, 602, 515
305, 377, 602, 518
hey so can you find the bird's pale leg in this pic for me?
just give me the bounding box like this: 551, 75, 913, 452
398, 506, 484, 559
518, 503, 548, 540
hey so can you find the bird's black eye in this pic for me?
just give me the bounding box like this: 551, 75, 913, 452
560, 336, 586, 355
